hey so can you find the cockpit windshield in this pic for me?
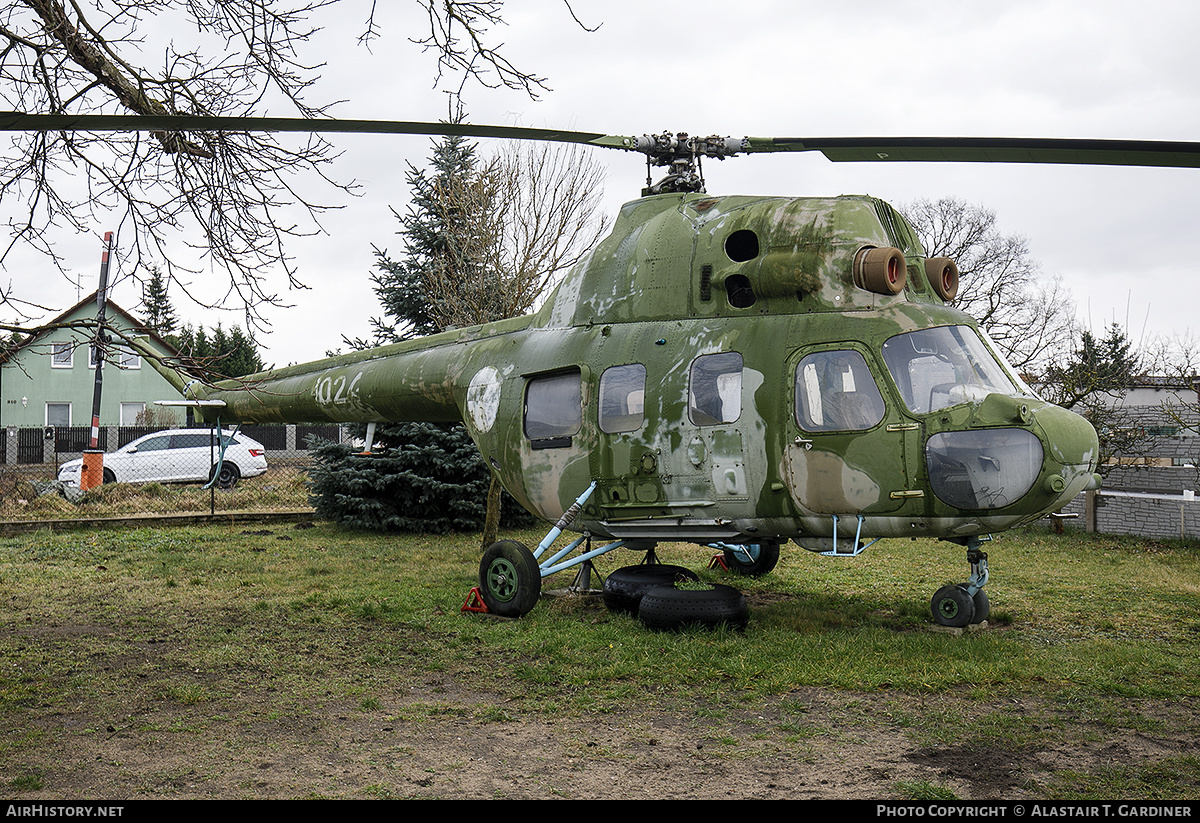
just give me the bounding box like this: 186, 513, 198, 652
881, 325, 1023, 414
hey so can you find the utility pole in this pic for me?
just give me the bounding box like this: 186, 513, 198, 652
79, 232, 112, 491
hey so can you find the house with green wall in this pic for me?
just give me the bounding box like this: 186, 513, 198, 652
0, 292, 185, 432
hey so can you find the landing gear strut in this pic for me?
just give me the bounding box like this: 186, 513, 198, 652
930, 538, 990, 628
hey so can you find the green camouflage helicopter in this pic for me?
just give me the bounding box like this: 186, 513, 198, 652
8, 115, 1200, 627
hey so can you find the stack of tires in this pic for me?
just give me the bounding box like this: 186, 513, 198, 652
602, 564, 750, 632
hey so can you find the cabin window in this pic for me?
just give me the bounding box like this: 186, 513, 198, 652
689, 352, 743, 425
525, 370, 582, 445
926, 429, 1043, 509
794, 350, 886, 432
881, 325, 1020, 414
599, 364, 646, 434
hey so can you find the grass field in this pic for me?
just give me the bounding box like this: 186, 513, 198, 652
1, 522, 1198, 799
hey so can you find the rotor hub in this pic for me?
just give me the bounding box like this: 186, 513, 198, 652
632, 132, 746, 195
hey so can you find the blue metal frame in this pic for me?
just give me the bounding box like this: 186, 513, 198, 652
713, 516, 885, 560
523, 485, 933, 580
960, 534, 992, 596
707, 542, 761, 565
529, 482, 628, 579
819, 514, 882, 557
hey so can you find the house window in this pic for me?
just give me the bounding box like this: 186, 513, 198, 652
89, 345, 140, 370
46, 402, 71, 427
51, 342, 73, 368
120, 402, 146, 426
119, 347, 141, 369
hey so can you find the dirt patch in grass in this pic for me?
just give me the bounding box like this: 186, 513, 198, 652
5, 614, 1199, 800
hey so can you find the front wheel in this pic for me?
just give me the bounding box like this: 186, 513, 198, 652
965, 585, 990, 623
931, 583, 976, 628
479, 540, 542, 617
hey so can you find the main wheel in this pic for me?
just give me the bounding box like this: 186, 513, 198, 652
721, 542, 780, 577
479, 540, 542, 618
211, 463, 241, 489
602, 564, 699, 615
637, 583, 750, 632
931, 583, 976, 628
102, 468, 116, 484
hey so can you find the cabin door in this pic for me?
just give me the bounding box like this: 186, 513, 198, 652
784, 346, 917, 516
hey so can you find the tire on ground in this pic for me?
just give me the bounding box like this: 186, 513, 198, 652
637, 583, 750, 632
931, 583, 976, 628
602, 564, 700, 615
479, 539, 542, 618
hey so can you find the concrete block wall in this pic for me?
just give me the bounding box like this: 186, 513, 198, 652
1057, 490, 1200, 541
1049, 429, 1200, 541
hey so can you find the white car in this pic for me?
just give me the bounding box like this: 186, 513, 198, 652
58, 429, 268, 489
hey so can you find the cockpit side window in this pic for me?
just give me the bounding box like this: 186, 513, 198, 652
599, 364, 646, 434
689, 352, 743, 425
794, 350, 886, 432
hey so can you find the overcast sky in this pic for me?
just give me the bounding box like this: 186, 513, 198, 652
9, 0, 1200, 366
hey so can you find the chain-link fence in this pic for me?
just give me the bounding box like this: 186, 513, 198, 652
0, 423, 342, 523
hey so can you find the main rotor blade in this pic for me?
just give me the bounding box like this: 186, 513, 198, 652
0, 113, 630, 149
746, 136, 1200, 169
5, 113, 1198, 169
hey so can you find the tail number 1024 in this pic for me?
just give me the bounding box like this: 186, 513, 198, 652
314, 371, 363, 407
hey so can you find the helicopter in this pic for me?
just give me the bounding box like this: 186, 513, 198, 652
7, 114, 1200, 627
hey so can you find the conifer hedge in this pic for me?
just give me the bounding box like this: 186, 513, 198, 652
306, 423, 537, 533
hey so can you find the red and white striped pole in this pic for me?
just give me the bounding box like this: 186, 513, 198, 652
79, 232, 112, 491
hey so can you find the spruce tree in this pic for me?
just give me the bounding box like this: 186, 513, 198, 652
314, 127, 534, 536
368, 131, 485, 342
172, 321, 264, 378
1042, 323, 1145, 471
140, 265, 177, 336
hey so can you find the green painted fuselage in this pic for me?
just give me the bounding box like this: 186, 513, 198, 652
164, 191, 1099, 545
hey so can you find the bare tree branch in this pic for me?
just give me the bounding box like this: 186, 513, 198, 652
422, 140, 607, 330
901, 197, 1076, 374
0, 0, 598, 333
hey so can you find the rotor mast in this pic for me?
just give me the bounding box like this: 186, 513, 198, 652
629, 133, 746, 194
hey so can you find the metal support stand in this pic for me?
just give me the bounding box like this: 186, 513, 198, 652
568, 558, 604, 594
818, 514, 882, 557
528, 481, 628, 582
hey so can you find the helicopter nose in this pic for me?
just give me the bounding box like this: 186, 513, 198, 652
924, 396, 1100, 514
1033, 401, 1102, 503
